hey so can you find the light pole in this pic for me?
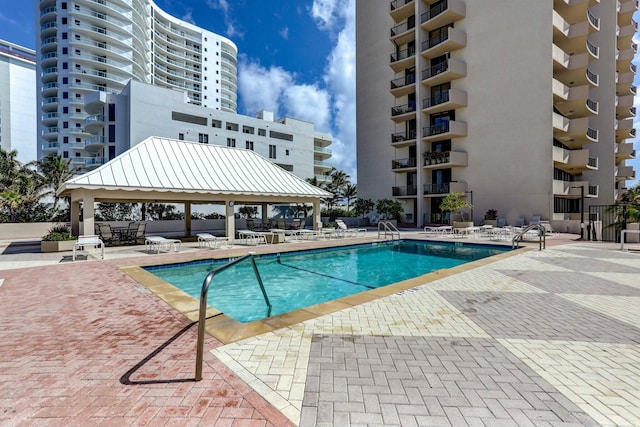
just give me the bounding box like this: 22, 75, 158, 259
571, 186, 585, 240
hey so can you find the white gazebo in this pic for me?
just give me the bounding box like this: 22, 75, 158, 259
57, 137, 333, 238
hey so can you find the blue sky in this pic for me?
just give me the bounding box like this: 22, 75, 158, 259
0, 0, 357, 178
1, 1, 639, 188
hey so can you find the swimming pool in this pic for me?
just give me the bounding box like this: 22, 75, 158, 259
145, 240, 509, 323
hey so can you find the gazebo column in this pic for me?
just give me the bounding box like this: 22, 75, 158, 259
82, 193, 95, 236
70, 200, 81, 237
261, 204, 268, 224
313, 200, 321, 230
225, 201, 235, 241
185, 202, 192, 236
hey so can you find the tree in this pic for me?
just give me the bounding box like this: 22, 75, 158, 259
343, 183, 357, 212
238, 206, 257, 218
439, 192, 473, 221
375, 199, 403, 220
39, 154, 75, 217
325, 168, 350, 210
354, 198, 374, 218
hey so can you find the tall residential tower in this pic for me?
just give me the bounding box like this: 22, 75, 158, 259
36, 0, 238, 169
356, 0, 637, 231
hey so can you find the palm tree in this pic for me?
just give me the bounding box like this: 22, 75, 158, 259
39, 155, 75, 216
343, 183, 357, 212
326, 168, 350, 209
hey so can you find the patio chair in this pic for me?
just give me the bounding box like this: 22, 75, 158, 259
196, 233, 229, 249
97, 223, 116, 246
132, 222, 147, 244
121, 222, 140, 244
73, 235, 104, 261
290, 219, 301, 230
531, 215, 541, 224
335, 219, 367, 237
515, 217, 525, 227
497, 217, 507, 227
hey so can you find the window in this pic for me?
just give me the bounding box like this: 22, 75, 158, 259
269, 144, 277, 159
62, 62, 68, 69
258, 128, 266, 136
178, 133, 184, 140
108, 104, 116, 121
62, 32, 67, 39
61, 2, 67, 9
227, 138, 235, 147
62, 77, 68, 84
198, 133, 208, 143
63, 151, 68, 158
226, 122, 238, 131
63, 136, 68, 144
62, 92, 68, 99
108, 125, 115, 143
63, 106, 69, 113
63, 121, 69, 128
62, 17, 67, 24
62, 47, 68, 54
212, 119, 222, 128
286, 149, 290, 156
245, 141, 254, 150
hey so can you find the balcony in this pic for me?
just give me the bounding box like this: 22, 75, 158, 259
314, 160, 332, 170
616, 165, 636, 180
42, 127, 59, 139
391, 103, 417, 121
617, 94, 635, 118
314, 146, 332, 160
391, 157, 417, 170
618, 0, 637, 26
423, 150, 468, 168
390, 0, 414, 22
42, 97, 58, 111
392, 185, 417, 197
616, 71, 634, 95
586, 9, 600, 31
390, 19, 415, 46
315, 174, 332, 183
422, 89, 467, 114
71, 157, 106, 169
615, 141, 636, 162
553, 113, 596, 147
42, 112, 58, 125
421, 26, 466, 58
84, 114, 106, 132
420, 0, 465, 30
421, 59, 466, 87
422, 120, 467, 141
84, 136, 106, 151
390, 74, 416, 97
423, 181, 467, 196
389, 48, 416, 73
42, 142, 59, 153
553, 146, 598, 172
615, 118, 634, 139
391, 130, 417, 147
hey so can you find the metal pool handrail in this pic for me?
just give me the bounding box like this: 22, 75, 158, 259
196, 253, 271, 381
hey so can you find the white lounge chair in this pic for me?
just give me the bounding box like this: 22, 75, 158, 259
144, 236, 182, 253
73, 235, 104, 261
196, 233, 229, 249
237, 230, 268, 245
335, 219, 367, 237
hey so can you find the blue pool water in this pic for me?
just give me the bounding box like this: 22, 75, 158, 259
145, 240, 509, 323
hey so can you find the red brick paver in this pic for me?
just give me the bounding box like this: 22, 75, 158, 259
0, 259, 293, 427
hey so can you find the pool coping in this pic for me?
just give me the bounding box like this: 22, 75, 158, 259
122, 239, 530, 344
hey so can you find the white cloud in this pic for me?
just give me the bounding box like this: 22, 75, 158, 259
205, 0, 244, 39
280, 27, 289, 40
181, 10, 195, 25
237, 0, 356, 180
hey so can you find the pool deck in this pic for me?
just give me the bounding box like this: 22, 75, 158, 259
1, 231, 640, 426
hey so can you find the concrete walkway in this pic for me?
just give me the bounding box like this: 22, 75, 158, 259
1, 233, 639, 426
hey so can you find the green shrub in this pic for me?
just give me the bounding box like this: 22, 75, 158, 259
42, 224, 76, 241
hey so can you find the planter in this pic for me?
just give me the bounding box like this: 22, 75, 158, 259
41, 240, 76, 253
483, 220, 498, 227
453, 221, 474, 229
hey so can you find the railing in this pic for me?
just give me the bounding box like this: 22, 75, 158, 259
390, 48, 416, 63
423, 122, 450, 137
196, 254, 270, 381
422, 32, 449, 52
378, 221, 401, 241
423, 182, 450, 194
423, 151, 451, 165
422, 61, 449, 80
391, 103, 417, 116
586, 39, 599, 58
587, 9, 600, 30
587, 127, 598, 141
421, 0, 448, 23
586, 68, 599, 86
392, 185, 418, 196
391, 130, 417, 143
512, 224, 546, 250
423, 91, 450, 109
587, 157, 598, 168
392, 158, 417, 169
586, 98, 598, 113
390, 20, 415, 37
390, 0, 413, 11
390, 74, 416, 89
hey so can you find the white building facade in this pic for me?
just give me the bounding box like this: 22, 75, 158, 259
0, 40, 37, 164
356, 0, 638, 231
82, 80, 333, 182
36, 0, 238, 166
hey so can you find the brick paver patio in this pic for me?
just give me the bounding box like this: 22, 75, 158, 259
1, 235, 639, 426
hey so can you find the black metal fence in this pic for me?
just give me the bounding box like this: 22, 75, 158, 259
587, 204, 630, 242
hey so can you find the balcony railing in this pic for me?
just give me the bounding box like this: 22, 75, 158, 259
422, 32, 448, 51
391, 158, 417, 169
391, 130, 417, 143
390, 74, 416, 89
390, 20, 415, 37
422, 91, 450, 109
423, 151, 450, 165
587, 127, 598, 141
586, 68, 599, 86
390, 0, 413, 11
587, 9, 600, 30
423, 122, 450, 137
392, 185, 418, 196
586, 98, 598, 114
391, 103, 417, 116
390, 48, 416, 63
423, 182, 450, 195
586, 40, 599, 58
420, 0, 447, 23
588, 157, 598, 168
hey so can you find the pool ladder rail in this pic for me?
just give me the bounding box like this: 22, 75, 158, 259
512, 223, 546, 250
378, 220, 401, 241
195, 253, 270, 381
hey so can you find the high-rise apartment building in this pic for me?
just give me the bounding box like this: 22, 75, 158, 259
0, 40, 37, 164
36, 0, 238, 168
356, 0, 637, 231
